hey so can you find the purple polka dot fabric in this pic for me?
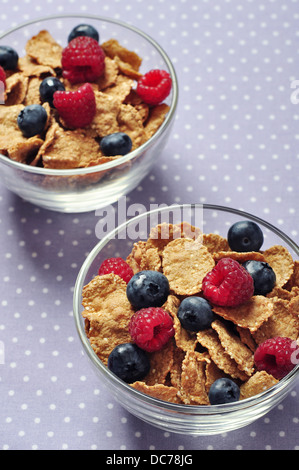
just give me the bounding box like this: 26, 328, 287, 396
0, 0, 298, 450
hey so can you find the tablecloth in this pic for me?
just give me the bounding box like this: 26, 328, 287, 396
0, 0, 298, 451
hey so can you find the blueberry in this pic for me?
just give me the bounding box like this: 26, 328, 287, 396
17, 104, 48, 138
126, 270, 169, 309
243, 260, 276, 296
107, 343, 150, 383
227, 220, 264, 252
39, 76, 65, 107
0, 45, 18, 70
177, 296, 215, 332
100, 132, 133, 156
68, 24, 100, 43
208, 378, 240, 405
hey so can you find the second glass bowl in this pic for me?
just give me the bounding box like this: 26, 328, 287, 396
0, 14, 178, 212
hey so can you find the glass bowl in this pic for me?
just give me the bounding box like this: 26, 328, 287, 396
0, 15, 178, 212
73, 204, 299, 435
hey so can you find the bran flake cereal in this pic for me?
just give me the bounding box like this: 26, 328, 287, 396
239, 371, 279, 400
285, 260, 299, 291
263, 245, 294, 288
211, 319, 255, 376
253, 298, 299, 345
267, 286, 297, 301
179, 351, 210, 405
102, 39, 143, 79
0, 29, 171, 173
144, 103, 171, 140
89, 91, 120, 138
205, 360, 229, 393
202, 233, 230, 254
117, 103, 147, 150
164, 294, 197, 352
82, 222, 299, 406
162, 238, 215, 296
169, 346, 185, 390
126, 241, 147, 274
40, 122, 110, 169
95, 56, 119, 91
196, 328, 249, 381
104, 74, 134, 102
25, 30, 63, 69
212, 296, 274, 333
23, 77, 44, 107
18, 54, 56, 78
212, 250, 265, 263
82, 273, 135, 366
289, 296, 299, 318
143, 339, 174, 386
4, 73, 29, 106
131, 382, 181, 403
139, 246, 162, 272
236, 326, 257, 353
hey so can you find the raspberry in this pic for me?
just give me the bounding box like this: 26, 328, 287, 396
61, 36, 105, 84
136, 69, 172, 105
129, 307, 175, 352
98, 257, 134, 284
254, 337, 299, 380
53, 83, 96, 128
202, 257, 254, 307
0, 65, 6, 90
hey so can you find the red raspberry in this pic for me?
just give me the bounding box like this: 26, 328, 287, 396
254, 337, 299, 380
136, 69, 172, 105
61, 36, 105, 84
53, 83, 96, 128
0, 65, 6, 90
202, 257, 254, 307
129, 307, 175, 352
98, 257, 134, 284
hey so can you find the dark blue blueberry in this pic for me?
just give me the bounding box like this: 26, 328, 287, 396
227, 220, 264, 252
68, 24, 100, 43
177, 296, 215, 332
39, 76, 65, 107
208, 378, 240, 405
243, 260, 276, 296
100, 132, 133, 156
17, 104, 48, 138
0, 45, 19, 70
126, 270, 169, 309
107, 343, 150, 383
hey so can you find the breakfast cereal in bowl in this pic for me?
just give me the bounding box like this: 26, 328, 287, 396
73, 205, 299, 434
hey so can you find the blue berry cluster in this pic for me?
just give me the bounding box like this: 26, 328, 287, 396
108, 270, 170, 383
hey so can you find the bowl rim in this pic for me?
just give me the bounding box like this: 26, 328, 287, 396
0, 13, 178, 176
73, 203, 299, 414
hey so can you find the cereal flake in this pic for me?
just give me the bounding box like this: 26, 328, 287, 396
82, 273, 135, 365
263, 245, 294, 288
162, 238, 215, 295
212, 296, 274, 333
240, 371, 279, 400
